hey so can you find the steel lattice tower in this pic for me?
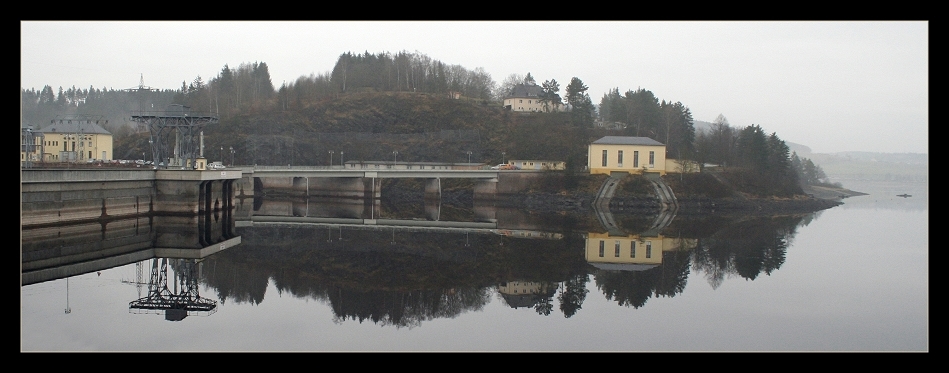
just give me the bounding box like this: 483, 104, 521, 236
130, 104, 218, 169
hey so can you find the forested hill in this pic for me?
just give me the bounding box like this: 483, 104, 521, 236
114, 91, 600, 168
25, 51, 825, 197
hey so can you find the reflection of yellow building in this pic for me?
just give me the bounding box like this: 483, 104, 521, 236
497, 281, 557, 309
496, 229, 563, 240
584, 232, 697, 271
498, 281, 550, 296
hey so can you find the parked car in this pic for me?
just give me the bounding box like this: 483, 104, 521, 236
491, 164, 517, 170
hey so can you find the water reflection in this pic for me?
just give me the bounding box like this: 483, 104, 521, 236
23, 193, 819, 329
21, 200, 239, 324
192, 194, 817, 327
128, 258, 217, 321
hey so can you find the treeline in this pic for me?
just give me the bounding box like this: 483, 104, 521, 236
598, 87, 695, 160
330, 51, 496, 100
20, 84, 178, 140
693, 114, 831, 195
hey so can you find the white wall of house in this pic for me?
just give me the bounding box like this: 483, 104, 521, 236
588, 143, 667, 175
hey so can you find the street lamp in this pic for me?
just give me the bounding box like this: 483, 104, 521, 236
340, 151, 344, 167
466, 151, 472, 164
328, 150, 334, 167
392, 151, 399, 165
220, 146, 224, 164
230, 146, 234, 166
502, 151, 506, 164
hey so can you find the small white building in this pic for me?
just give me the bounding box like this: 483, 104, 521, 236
508, 159, 566, 171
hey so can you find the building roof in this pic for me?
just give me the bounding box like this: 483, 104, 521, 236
589, 262, 660, 272
592, 136, 664, 146
505, 83, 544, 99
35, 120, 111, 135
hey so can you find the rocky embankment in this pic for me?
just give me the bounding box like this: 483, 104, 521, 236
379, 174, 862, 216
492, 182, 858, 216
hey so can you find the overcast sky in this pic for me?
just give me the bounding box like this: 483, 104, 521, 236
21, 21, 928, 154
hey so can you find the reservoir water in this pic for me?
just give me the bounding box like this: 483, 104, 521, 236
20, 179, 928, 352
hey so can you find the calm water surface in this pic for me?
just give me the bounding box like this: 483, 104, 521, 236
20, 180, 928, 352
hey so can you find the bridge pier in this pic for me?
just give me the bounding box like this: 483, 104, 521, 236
424, 178, 441, 199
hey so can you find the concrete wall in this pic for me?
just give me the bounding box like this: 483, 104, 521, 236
21, 169, 237, 227
21, 177, 155, 226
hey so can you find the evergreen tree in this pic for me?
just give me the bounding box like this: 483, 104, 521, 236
539, 79, 561, 112
565, 77, 594, 127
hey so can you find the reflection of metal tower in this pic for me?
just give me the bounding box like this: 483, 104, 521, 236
129, 258, 217, 321
121, 261, 147, 298
130, 104, 217, 170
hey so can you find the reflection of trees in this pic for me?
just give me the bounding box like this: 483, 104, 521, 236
534, 290, 556, 316
593, 250, 691, 308
199, 225, 589, 326
690, 216, 803, 288
328, 287, 491, 329
558, 274, 589, 318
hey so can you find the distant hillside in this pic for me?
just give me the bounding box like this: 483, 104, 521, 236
693, 119, 926, 183
805, 151, 927, 182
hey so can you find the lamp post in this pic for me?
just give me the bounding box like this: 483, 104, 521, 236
220, 146, 224, 164
466, 151, 472, 164
328, 150, 334, 167
340, 151, 344, 167
393, 151, 399, 165
502, 151, 506, 164
230, 146, 234, 166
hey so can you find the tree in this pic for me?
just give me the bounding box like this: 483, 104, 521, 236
660, 100, 695, 159
495, 73, 524, 102
539, 79, 561, 112
598, 88, 624, 125
695, 114, 736, 169
623, 88, 661, 138
565, 77, 594, 127
524, 72, 535, 85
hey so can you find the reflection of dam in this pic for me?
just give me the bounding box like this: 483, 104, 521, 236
584, 232, 697, 271
21, 212, 240, 286
236, 195, 483, 223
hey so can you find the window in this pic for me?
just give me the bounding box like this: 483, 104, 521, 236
633, 151, 639, 167
646, 241, 652, 258
617, 150, 623, 167
649, 151, 655, 167
599, 241, 605, 257
601, 150, 608, 167
630, 241, 636, 258
614, 241, 620, 257
519, 99, 523, 103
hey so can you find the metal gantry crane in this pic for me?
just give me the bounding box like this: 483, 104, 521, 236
130, 104, 218, 170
